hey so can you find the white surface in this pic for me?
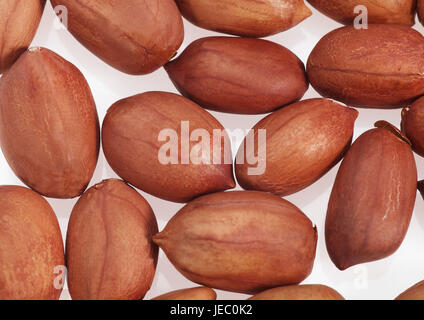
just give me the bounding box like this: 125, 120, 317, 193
1, 2, 424, 300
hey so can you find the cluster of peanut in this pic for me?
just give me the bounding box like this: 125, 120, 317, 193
0, 0, 423, 301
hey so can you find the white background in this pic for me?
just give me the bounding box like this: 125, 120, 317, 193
2, 2, 424, 300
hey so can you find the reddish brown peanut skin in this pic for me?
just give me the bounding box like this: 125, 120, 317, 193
102, 91, 235, 203
326, 122, 417, 270
0, 0, 45, 74
152, 287, 217, 300
418, 0, 424, 25
401, 97, 424, 158
0, 48, 100, 198
307, 0, 416, 25
0, 186, 64, 300
175, 0, 311, 37
396, 280, 424, 300
307, 25, 424, 109
153, 191, 317, 294
248, 284, 344, 300
235, 99, 358, 196
66, 179, 158, 300
165, 37, 308, 114
50, 0, 184, 75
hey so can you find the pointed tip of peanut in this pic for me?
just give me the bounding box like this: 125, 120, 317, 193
326, 99, 359, 121
349, 107, 359, 121
334, 259, 351, 271
374, 120, 411, 146
152, 232, 165, 246
304, 5, 313, 18
298, 2, 313, 20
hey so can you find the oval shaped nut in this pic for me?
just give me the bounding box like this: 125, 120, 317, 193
0, 185, 64, 300
153, 191, 317, 294
0, 48, 100, 198
395, 280, 424, 300
165, 37, 308, 114
175, 0, 311, 37
307, 0, 416, 25
307, 25, 424, 109
326, 121, 417, 270
66, 179, 158, 300
152, 287, 217, 300
235, 98, 358, 196
401, 97, 424, 158
0, 0, 45, 74
248, 284, 344, 300
50, 0, 184, 75
102, 91, 235, 203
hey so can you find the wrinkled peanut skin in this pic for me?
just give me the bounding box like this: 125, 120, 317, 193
326, 123, 417, 270
66, 179, 158, 300
152, 287, 217, 300
175, 0, 311, 37
0, 186, 64, 300
236, 98, 358, 196
0, 48, 100, 198
248, 284, 344, 300
396, 280, 424, 300
154, 191, 317, 294
102, 91, 235, 203
165, 37, 308, 114
0, 0, 45, 74
307, 0, 416, 25
401, 97, 424, 158
50, 0, 184, 75
307, 25, 424, 109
